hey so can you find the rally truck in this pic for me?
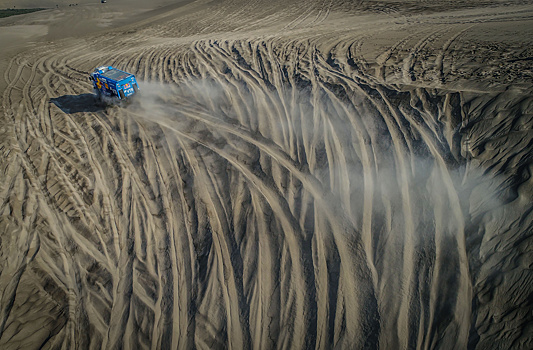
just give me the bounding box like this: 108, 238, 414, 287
89, 66, 139, 101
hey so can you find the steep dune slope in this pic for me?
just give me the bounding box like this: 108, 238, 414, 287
0, 0, 532, 349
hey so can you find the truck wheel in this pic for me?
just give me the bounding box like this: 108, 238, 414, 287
119, 90, 125, 100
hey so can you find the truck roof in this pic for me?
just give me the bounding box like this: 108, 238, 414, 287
100, 68, 132, 82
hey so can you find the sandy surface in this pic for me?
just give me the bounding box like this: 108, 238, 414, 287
1, 0, 532, 349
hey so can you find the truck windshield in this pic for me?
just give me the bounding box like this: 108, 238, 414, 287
101, 69, 131, 81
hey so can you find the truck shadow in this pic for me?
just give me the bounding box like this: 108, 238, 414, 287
50, 94, 105, 114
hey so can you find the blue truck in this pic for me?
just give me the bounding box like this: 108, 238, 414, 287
89, 66, 139, 101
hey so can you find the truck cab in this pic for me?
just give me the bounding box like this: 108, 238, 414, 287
89, 66, 139, 101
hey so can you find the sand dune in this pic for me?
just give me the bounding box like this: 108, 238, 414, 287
0, 0, 532, 348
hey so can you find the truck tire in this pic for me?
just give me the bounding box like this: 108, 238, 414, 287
119, 90, 125, 100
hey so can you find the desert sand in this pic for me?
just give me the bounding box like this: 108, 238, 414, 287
0, 0, 532, 348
